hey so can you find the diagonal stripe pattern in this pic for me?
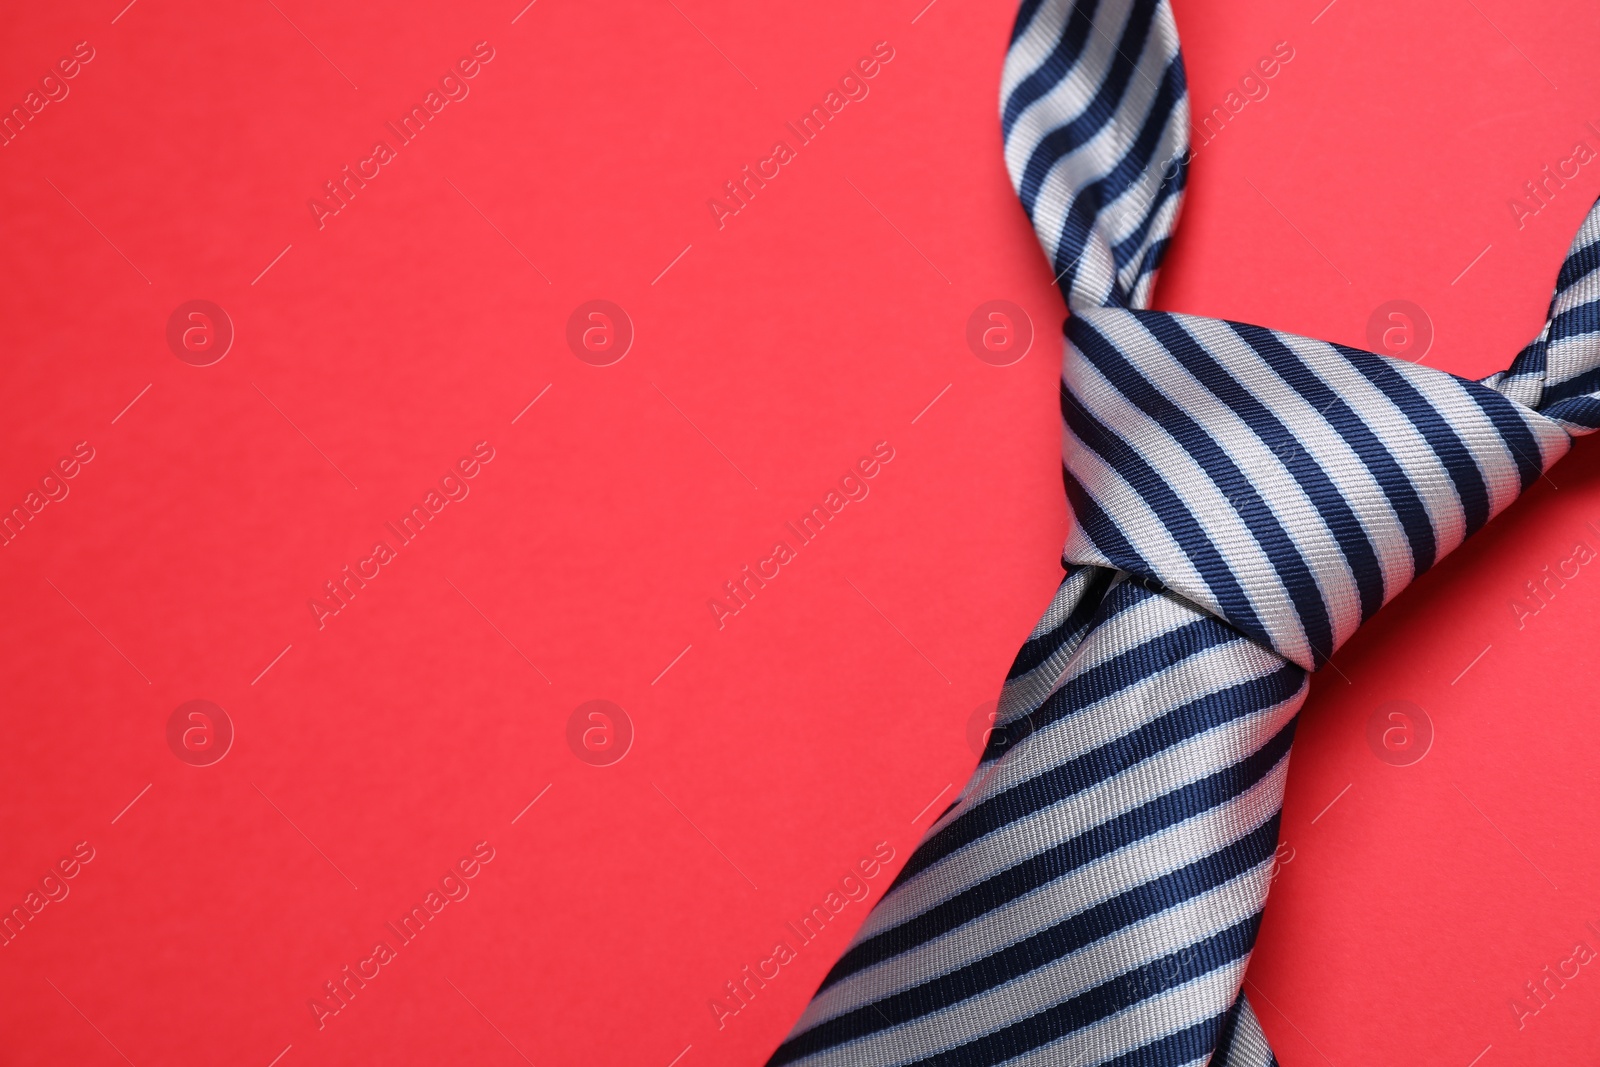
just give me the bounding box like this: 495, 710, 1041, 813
766, 1, 1600, 1064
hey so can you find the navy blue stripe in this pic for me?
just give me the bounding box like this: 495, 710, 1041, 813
1545, 393, 1600, 428
1073, 316, 1336, 663
772, 817, 1280, 1063
1008, 0, 1052, 46
1002, 0, 1101, 138
1062, 336, 1273, 648
1017, 0, 1161, 216
1046, 56, 1186, 306
1459, 381, 1546, 492
1133, 233, 1172, 289
1210, 996, 1245, 1065
1336, 344, 1493, 537
1100, 1014, 1235, 1067
904, 913, 1264, 1067
1144, 315, 1385, 625
1554, 234, 1600, 294
994, 610, 1232, 757
1501, 337, 1547, 383
818, 710, 1297, 990
1006, 568, 1114, 679
1223, 320, 1438, 580
1062, 463, 1160, 580
1111, 158, 1185, 267
1541, 362, 1600, 406
901, 656, 1302, 896
1549, 295, 1600, 344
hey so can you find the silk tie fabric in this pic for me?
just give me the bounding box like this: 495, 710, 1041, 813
764, 1, 1600, 1065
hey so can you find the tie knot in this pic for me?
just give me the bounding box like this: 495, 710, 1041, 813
1059, 307, 1573, 670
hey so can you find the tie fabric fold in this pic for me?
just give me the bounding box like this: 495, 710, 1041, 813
767, 1, 1600, 1064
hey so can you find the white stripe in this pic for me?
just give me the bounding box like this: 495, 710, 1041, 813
991, 956, 1250, 1067
999, 0, 1077, 103
1221, 996, 1277, 1067
1199, 320, 1421, 603
1131, 313, 1365, 648
957, 627, 1284, 816
997, 571, 1107, 723
1067, 331, 1314, 663
1061, 427, 1213, 610
1014, 10, 1176, 304
1279, 332, 1470, 558
1003, 0, 1136, 190
937, 588, 1263, 831
790, 864, 1270, 1067
799, 746, 1291, 1029
1387, 358, 1538, 517
857, 674, 1298, 946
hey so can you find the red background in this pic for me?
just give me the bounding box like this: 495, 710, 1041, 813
1, 0, 1597, 1065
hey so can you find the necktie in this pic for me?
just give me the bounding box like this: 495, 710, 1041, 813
766, 1, 1600, 1064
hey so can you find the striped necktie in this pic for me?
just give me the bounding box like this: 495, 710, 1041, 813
766, 1, 1600, 1065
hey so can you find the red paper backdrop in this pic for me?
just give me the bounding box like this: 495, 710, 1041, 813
1, 1, 1597, 1065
